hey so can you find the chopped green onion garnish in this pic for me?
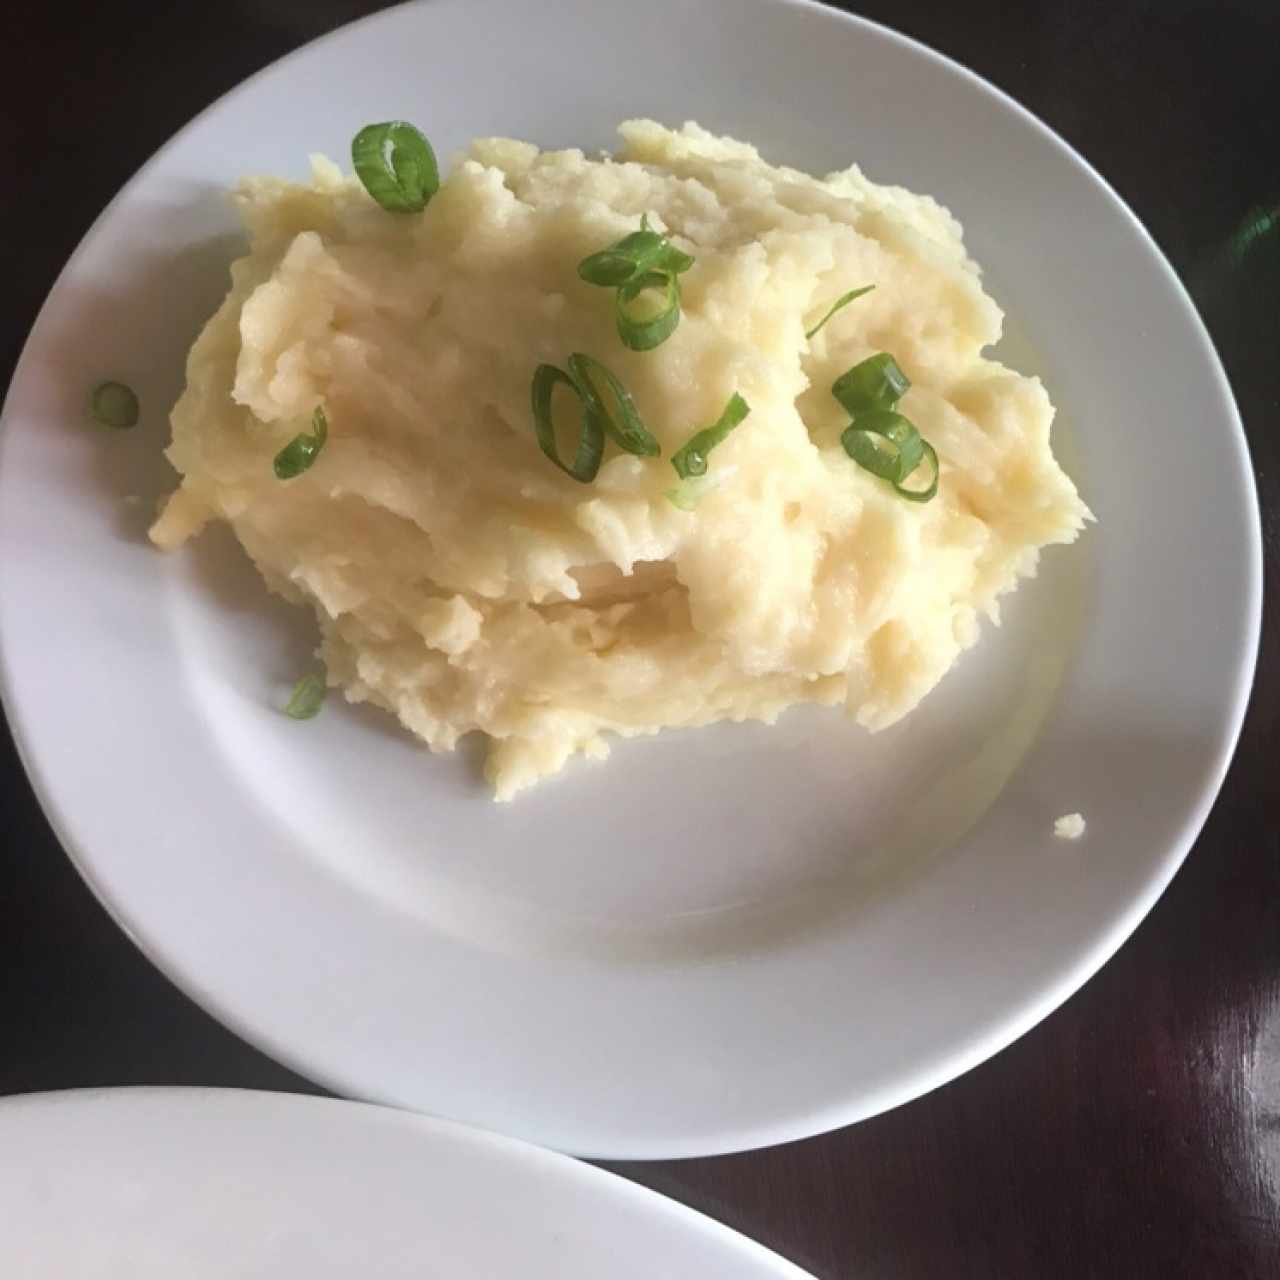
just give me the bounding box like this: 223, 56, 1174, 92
841, 410, 924, 480
832, 352, 911, 417
274, 406, 329, 480
578, 218, 693, 351
578, 217, 694, 287
565, 354, 659, 457
841, 410, 936, 503
670, 392, 751, 480
351, 121, 439, 213
616, 270, 681, 351
530, 356, 660, 481
805, 285, 875, 339
895, 440, 939, 503
284, 673, 326, 719
827, 350, 937, 502
531, 363, 606, 483
578, 230, 667, 287
90, 381, 139, 429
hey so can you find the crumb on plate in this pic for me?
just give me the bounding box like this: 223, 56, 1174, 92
1054, 812, 1086, 840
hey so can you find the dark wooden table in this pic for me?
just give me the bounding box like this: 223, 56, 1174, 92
3, 2, 1277, 1275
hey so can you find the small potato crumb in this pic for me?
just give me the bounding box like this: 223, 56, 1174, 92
1054, 813, 1086, 840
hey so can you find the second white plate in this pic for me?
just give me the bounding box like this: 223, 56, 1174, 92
0, 1088, 811, 1278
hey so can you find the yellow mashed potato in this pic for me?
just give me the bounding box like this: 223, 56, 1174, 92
151, 120, 1089, 800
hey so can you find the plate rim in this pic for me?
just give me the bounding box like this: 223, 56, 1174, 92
0, 1085, 813, 1276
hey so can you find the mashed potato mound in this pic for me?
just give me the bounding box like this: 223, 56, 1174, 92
151, 120, 1089, 800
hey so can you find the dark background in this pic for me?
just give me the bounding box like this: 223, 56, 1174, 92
3, 2, 1278, 1276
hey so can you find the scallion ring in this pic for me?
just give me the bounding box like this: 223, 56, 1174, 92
579, 229, 668, 286
530, 364, 606, 483
805, 285, 875, 339
841, 410, 936, 503
90, 381, 139, 429
578, 219, 694, 287
832, 352, 911, 417
351, 121, 439, 213
670, 392, 751, 480
615, 270, 681, 352
895, 440, 939, 503
565, 353, 660, 457
842, 409, 924, 479
274, 406, 329, 480
284, 673, 326, 720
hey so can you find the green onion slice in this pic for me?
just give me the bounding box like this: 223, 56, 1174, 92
530, 356, 660, 480
565, 354, 660, 456
805, 285, 874, 339
579, 229, 668, 286
670, 392, 751, 480
841, 410, 937, 503
531, 364, 606, 482
274, 406, 329, 480
894, 440, 939, 503
615, 270, 681, 351
284, 673, 326, 719
90, 381, 139, 429
832, 352, 911, 417
842, 409, 923, 479
351, 121, 439, 213
578, 218, 694, 287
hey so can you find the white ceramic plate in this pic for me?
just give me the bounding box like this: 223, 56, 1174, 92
0, 0, 1259, 1158
0, 1087, 812, 1278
